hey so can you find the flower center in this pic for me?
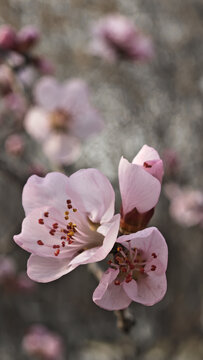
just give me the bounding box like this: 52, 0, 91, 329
108, 245, 157, 285
49, 109, 72, 131
37, 198, 78, 256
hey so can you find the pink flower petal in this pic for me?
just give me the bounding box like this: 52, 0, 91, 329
60, 79, 103, 139
22, 172, 71, 215
119, 157, 161, 214
118, 227, 168, 273
24, 107, 51, 141
14, 207, 77, 259
93, 268, 131, 310
34, 76, 62, 110
69, 214, 120, 266
132, 145, 160, 165
69, 168, 115, 223
43, 133, 81, 166
27, 254, 71, 282
122, 279, 138, 301
133, 274, 167, 306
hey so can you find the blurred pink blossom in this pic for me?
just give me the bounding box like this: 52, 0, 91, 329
16, 25, 40, 52
14, 171, 120, 282
0, 25, 16, 50
90, 14, 154, 63
162, 149, 179, 177
22, 324, 64, 360
119, 145, 164, 233
5, 134, 25, 156
164, 183, 203, 227
24, 77, 103, 165
0, 65, 13, 95
93, 227, 168, 310
4, 93, 27, 119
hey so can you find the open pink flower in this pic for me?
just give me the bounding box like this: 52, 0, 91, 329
164, 183, 203, 227
93, 227, 168, 310
14, 171, 120, 283
119, 145, 164, 233
24, 77, 103, 165
22, 324, 64, 360
90, 14, 154, 63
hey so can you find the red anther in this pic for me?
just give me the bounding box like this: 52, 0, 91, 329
49, 229, 55, 236
66, 199, 71, 204
125, 275, 132, 283
52, 223, 58, 229
44, 212, 49, 217
62, 241, 65, 247
68, 204, 72, 209
129, 264, 135, 270
37, 240, 44, 245
152, 252, 157, 258
143, 162, 152, 168
121, 267, 127, 273
151, 265, 156, 271
38, 218, 44, 224
114, 280, 121, 285
117, 246, 122, 252
54, 249, 60, 256
53, 245, 60, 249
61, 236, 66, 240
140, 267, 145, 273
68, 240, 73, 244
107, 260, 112, 265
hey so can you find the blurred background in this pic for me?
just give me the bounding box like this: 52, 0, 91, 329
0, 0, 203, 359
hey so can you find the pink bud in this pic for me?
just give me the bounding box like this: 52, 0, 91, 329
16, 25, 40, 52
0, 25, 16, 50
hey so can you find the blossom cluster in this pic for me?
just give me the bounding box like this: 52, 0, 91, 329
14, 145, 168, 311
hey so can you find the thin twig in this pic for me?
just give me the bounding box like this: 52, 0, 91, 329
88, 262, 135, 333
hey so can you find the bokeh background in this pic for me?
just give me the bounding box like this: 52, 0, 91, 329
0, 0, 203, 359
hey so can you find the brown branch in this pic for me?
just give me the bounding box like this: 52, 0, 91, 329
88, 262, 135, 333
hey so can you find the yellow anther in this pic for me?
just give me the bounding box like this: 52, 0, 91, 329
68, 231, 74, 237
73, 208, 77, 212
64, 216, 69, 220
65, 211, 69, 215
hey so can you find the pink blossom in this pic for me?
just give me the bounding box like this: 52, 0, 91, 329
5, 134, 25, 156
0, 65, 13, 95
0, 25, 16, 50
16, 25, 40, 52
93, 227, 168, 310
119, 145, 164, 233
162, 149, 179, 177
24, 77, 103, 165
90, 14, 154, 63
14, 171, 120, 282
164, 183, 203, 227
22, 324, 64, 360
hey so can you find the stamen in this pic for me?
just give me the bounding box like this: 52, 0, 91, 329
38, 219, 44, 225
114, 280, 120, 285
37, 240, 44, 245
73, 208, 77, 212
54, 249, 60, 256
53, 245, 60, 249
151, 265, 156, 271
44, 212, 49, 217
152, 253, 157, 258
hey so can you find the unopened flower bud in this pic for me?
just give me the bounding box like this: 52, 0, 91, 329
0, 25, 16, 50
16, 25, 40, 52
